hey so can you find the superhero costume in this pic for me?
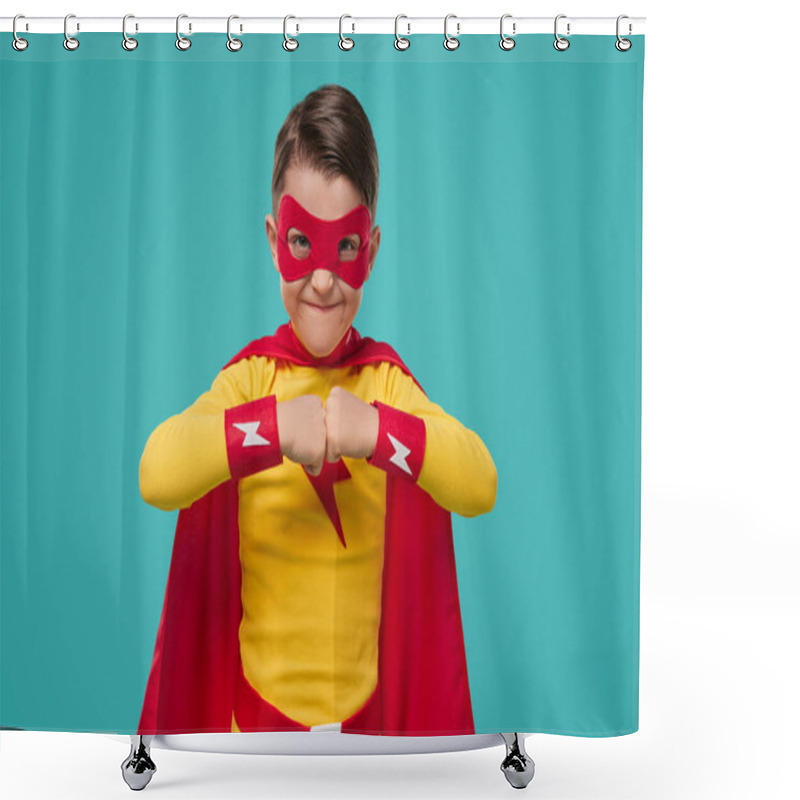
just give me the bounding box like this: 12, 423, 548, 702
136, 322, 495, 736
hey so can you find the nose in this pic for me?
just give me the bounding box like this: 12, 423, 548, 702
310, 268, 335, 294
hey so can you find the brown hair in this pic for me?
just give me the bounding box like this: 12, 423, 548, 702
271, 84, 379, 224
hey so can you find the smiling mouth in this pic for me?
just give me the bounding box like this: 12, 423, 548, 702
305, 302, 341, 312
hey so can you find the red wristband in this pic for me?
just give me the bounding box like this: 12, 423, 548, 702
224, 395, 283, 480
366, 401, 425, 482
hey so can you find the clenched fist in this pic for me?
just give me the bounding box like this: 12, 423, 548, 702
323, 386, 380, 463
275, 388, 379, 474
275, 394, 327, 476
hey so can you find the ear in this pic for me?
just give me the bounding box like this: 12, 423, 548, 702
265, 213, 279, 273
366, 224, 381, 281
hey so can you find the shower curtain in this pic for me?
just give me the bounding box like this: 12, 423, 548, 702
0, 28, 644, 738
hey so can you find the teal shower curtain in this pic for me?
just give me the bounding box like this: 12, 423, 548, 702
1, 31, 644, 736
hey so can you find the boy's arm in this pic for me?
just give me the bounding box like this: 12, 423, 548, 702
139, 357, 281, 512
367, 364, 497, 518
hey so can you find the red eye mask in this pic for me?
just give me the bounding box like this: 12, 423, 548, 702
276, 194, 372, 289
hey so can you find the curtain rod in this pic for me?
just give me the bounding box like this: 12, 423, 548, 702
1, 16, 646, 36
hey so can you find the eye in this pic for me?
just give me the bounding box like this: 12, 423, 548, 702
338, 235, 361, 262
287, 229, 311, 259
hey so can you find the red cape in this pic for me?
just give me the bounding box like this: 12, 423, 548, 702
137, 323, 475, 736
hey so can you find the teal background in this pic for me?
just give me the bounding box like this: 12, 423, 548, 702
0, 33, 643, 735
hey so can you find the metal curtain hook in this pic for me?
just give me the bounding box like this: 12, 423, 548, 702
339, 14, 354, 50
444, 13, 460, 51
227, 15, 243, 51
616, 14, 632, 51
64, 13, 80, 51
553, 14, 570, 51
283, 15, 299, 51
394, 14, 410, 51
499, 14, 516, 51
12, 14, 29, 51
176, 13, 191, 51
122, 14, 138, 51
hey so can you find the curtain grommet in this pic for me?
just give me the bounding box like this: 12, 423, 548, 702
394, 15, 410, 50
553, 14, 570, 51
339, 15, 355, 50
176, 14, 191, 51
63, 13, 80, 51
499, 14, 516, 51
443, 14, 460, 51
615, 15, 632, 51
122, 14, 138, 51
283, 15, 299, 51
12, 14, 29, 51
227, 15, 243, 52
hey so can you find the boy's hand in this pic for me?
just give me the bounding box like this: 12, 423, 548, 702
276, 395, 327, 476
324, 386, 380, 463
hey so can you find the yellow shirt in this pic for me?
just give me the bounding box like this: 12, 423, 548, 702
140, 354, 497, 728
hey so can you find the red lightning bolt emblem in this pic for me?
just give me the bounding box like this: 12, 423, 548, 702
305, 460, 351, 548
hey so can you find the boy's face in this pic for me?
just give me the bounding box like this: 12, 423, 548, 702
265, 165, 380, 358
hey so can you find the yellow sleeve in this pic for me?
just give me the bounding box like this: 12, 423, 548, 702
139, 356, 275, 512
378, 363, 497, 518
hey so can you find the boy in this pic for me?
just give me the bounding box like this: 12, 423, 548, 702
137, 84, 497, 737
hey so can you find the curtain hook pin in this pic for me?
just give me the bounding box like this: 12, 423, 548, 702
554, 14, 570, 51
616, 15, 632, 51
12, 14, 29, 51
227, 15, 243, 51
64, 13, 80, 51
339, 14, 355, 50
394, 14, 410, 50
122, 14, 138, 51
444, 13, 460, 51
176, 13, 191, 51
500, 14, 516, 51
283, 15, 299, 51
